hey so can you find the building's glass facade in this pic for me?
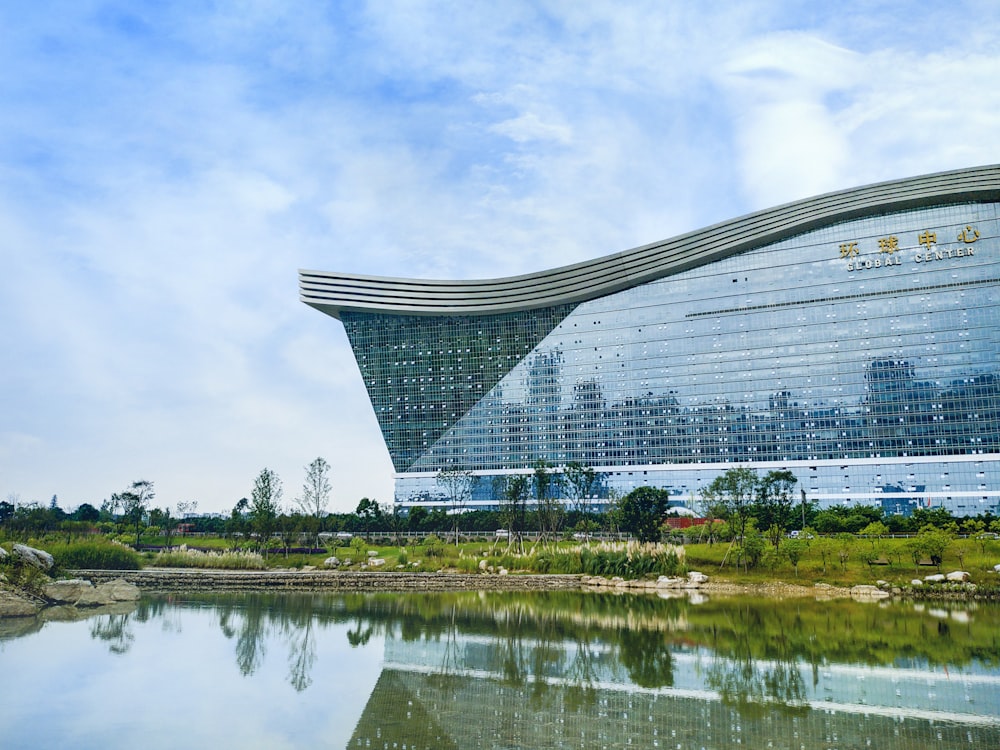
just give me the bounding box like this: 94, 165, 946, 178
342, 202, 1000, 515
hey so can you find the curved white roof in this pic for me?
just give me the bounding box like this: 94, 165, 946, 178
300, 165, 1000, 319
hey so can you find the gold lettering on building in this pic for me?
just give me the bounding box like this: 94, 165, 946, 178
918, 230, 937, 249
878, 236, 900, 254
839, 242, 859, 259
840, 222, 985, 272
958, 225, 980, 243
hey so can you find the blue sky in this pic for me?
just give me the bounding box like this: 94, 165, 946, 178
3, 1, 1000, 515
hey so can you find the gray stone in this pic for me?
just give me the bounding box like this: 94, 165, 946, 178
656, 576, 685, 588
43, 579, 96, 604
946, 571, 970, 582
75, 585, 113, 607
323, 556, 340, 568
0, 546, 8, 561
12, 544, 54, 571
924, 574, 946, 583
101, 579, 140, 602
42, 578, 140, 607
910, 579, 923, 586
0, 589, 41, 617
850, 585, 890, 600
687, 571, 709, 585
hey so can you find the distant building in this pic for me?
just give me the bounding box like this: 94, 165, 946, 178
302, 166, 1000, 515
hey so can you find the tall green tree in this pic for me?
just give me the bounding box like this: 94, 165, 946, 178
298, 457, 332, 519
250, 469, 282, 555
228, 497, 250, 546
149, 506, 175, 549
408, 505, 429, 532
755, 469, 798, 546
436, 468, 474, 546
533, 459, 565, 546
298, 457, 332, 548
118, 480, 155, 547
0, 498, 15, 525
564, 462, 597, 513
73, 502, 100, 523
564, 461, 599, 538
703, 468, 759, 545
498, 475, 529, 554
355, 497, 381, 541
618, 486, 669, 543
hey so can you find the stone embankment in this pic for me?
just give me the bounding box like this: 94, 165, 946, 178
76, 568, 584, 593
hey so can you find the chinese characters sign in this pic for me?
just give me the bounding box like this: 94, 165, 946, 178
839, 225, 981, 272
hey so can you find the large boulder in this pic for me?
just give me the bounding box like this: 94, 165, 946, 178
42, 578, 139, 607
0, 587, 42, 617
946, 571, 970, 582
100, 579, 141, 602
12, 544, 54, 571
323, 556, 340, 568
0, 546, 8, 561
43, 579, 95, 604
923, 574, 946, 583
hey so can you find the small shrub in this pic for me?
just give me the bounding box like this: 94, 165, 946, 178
423, 535, 445, 558
1, 552, 48, 592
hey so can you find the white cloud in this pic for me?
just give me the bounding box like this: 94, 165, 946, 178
491, 112, 573, 145
717, 26, 1000, 207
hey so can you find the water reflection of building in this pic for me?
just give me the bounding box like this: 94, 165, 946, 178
349, 628, 1000, 750
303, 166, 1000, 515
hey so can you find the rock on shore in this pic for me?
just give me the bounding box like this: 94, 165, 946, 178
43, 578, 141, 607
0, 578, 140, 618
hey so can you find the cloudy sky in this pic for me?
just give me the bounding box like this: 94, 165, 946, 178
2, 1, 1000, 515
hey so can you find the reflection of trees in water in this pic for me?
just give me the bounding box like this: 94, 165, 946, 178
136, 597, 183, 634
285, 619, 316, 691
426, 604, 466, 693
210, 594, 352, 689
705, 605, 808, 718
563, 636, 599, 711
617, 628, 673, 688
234, 598, 268, 676
89, 613, 135, 655
136, 591, 993, 704
346, 618, 373, 647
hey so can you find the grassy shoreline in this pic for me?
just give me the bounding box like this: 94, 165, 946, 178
5, 533, 1000, 603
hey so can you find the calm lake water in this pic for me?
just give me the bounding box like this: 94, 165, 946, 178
1, 590, 998, 749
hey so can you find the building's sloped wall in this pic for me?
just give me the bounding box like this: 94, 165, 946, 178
341, 304, 575, 471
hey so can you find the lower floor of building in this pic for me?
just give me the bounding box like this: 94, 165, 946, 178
393, 452, 1000, 517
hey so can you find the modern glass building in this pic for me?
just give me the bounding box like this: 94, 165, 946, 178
301, 166, 1000, 516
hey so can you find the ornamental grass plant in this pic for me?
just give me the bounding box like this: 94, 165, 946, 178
151, 546, 267, 570
47, 539, 142, 571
